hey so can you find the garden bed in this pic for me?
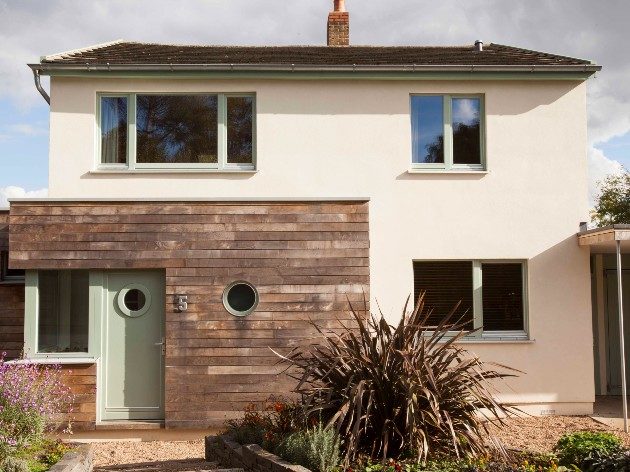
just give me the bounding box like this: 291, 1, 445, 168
206, 435, 310, 472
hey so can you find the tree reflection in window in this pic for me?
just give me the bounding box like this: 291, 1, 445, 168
100, 97, 128, 164
452, 98, 481, 165
411, 96, 444, 164
136, 95, 218, 164
227, 96, 254, 164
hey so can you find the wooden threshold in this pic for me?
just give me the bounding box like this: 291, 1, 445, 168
95, 420, 165, 430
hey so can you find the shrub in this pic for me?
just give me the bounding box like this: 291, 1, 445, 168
225, 403, 273, 446
590, 448, 630, 472
275, 424, 340, 472
0, 456, 29, 472
224, 399, 307, 450
0, 355, 72, 460
554, 431, 622, 470
277, 294, 519, 463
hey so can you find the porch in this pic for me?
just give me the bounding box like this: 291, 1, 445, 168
579, 225, 630, 429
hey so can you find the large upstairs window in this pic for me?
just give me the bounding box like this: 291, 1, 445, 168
99, 93, 255, 171
411, 95, 485, 171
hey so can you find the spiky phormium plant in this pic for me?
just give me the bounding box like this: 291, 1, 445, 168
276, 293, 520, 464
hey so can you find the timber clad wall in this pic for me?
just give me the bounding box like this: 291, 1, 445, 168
0, 211, 8, 252
10, 201, 370, 428
58, 364, 97, 431
0, 211, 24, 360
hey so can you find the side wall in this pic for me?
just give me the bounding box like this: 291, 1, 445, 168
0, 211, 24, 360
9, 200, 369, 427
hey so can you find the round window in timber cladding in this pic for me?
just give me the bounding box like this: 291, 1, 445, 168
117, 284, 152, 318
223, 281, 259, 317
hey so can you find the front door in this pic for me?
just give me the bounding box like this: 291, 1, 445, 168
101, 271, 165, 421
606, 269, 630, 394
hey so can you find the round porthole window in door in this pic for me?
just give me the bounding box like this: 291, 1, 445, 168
223, 281, 259, 317
117, 284, 152, 318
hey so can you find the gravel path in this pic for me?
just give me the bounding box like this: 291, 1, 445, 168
87, 417, 630, 470
489, 416, 630, 452
92, 440, 212, 472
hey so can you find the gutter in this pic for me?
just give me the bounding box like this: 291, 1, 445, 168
29, 62, 602, 74
32, 68, 50, 105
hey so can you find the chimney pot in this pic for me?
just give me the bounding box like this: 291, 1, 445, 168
328, 0, 350, 46
475, 40, 483, 52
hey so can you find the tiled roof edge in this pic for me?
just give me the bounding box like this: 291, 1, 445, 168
42, 39, 126, 62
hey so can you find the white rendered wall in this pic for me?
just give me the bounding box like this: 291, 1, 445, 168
47, 76, 594, 413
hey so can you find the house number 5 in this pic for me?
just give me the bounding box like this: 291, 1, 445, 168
176, 295, 188, 312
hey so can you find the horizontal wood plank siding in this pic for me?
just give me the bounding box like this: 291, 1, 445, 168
55, 364, 97, 431
0, 284, 24, 359
0, 211, 8, 252
9, 201, 369, 428
0, 211, 24, 360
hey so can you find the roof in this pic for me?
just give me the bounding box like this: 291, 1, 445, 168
32, 40, 600, 75
578, 224, 630, 253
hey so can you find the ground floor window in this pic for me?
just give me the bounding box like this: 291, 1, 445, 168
0, 251, 25, 282
413, 260, 527, 337
35, 270, 90, 353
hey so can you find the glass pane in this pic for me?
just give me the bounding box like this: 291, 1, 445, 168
124, 289, 146, 312
452, 98, 481, 165
136, 95, 218, 164
411, 96, 444, 164
482, 263, 524, 331
227, 96, 254, 164
38, 270, 89, 353
100, 97, 128, 164
413, 261, 474, 329
227, 283, 257, 313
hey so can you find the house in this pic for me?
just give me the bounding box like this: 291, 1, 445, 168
0, 1, 606, 430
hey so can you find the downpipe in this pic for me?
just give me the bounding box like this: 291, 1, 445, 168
32, 69, 50, 105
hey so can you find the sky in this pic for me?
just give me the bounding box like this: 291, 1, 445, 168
0, 0, 628, 207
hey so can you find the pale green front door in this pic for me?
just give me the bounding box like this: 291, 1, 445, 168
102, 271, 165, 421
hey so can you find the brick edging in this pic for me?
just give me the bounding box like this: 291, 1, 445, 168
48, 444, 93, 472
206, 435, 312, 472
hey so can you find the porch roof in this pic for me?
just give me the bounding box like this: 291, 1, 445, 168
578, 224, 630, 253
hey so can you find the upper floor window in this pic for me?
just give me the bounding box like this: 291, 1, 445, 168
410, 95, 485, 171
413, 260, 526, 338
0, 251, 24, 283
99, 93, 256, 171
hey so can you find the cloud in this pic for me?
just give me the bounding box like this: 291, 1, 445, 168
6, 123, 47, 136
588, 146, 625, 204
0, 186, 48, 208
452, 98, 480, 125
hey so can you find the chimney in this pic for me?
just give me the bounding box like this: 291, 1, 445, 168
327, 0, 349, 47
474, 40, 483, 52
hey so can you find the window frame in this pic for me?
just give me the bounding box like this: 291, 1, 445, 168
24, 270, 98, 359
409, 94, 486, 172
95, 92, 257, 172
412, 259, 528, 340
0, 251, 25, 283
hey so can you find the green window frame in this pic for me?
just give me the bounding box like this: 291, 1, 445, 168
24, 270, 100, 359
410, 94, 486, 171
96, 92, 257, 172
412, 260, 528, 339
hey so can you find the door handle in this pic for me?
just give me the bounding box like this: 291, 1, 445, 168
155, 338, 166, 355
